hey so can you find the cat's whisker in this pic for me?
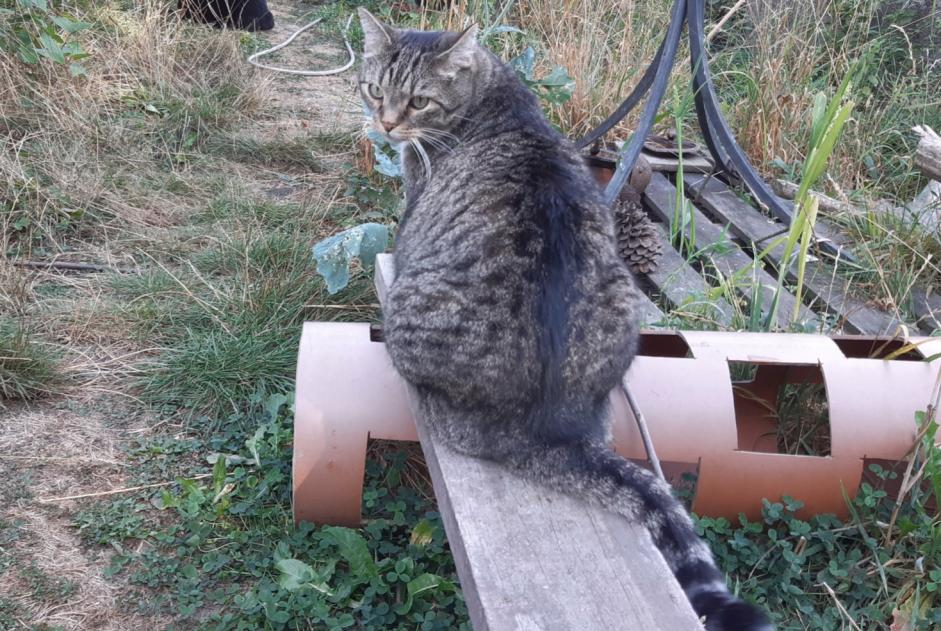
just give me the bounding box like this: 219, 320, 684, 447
416, 133, 453, 154
410, 138, 432, 176
419, 128, 461, 144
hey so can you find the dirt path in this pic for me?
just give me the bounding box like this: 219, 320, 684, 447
0, 3, 359, 628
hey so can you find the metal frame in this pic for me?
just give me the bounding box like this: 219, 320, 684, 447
579, 0, 848, 262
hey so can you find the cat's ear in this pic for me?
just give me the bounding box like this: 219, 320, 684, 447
436, 24, 479, 70
358, 8, 395, 57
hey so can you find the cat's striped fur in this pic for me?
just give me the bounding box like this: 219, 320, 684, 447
357, 9, 772, 629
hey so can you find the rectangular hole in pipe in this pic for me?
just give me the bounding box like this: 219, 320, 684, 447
636, 332, 691, 358
729, 362, 831, 457
833, 337, 923, 361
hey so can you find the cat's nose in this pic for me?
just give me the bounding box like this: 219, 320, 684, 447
381, 121, 396, 132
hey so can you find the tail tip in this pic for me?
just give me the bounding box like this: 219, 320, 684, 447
695, 592, 773, 631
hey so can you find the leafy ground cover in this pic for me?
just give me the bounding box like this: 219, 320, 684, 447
0, 1, 939, 629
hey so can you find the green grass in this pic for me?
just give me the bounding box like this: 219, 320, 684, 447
74, 395, 468, 630
0, 317, 58, 402
114, 217, 379, 418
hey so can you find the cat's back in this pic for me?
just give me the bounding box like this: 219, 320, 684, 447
386, 110, 639, 398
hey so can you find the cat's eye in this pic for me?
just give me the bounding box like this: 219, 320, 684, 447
366, 83, 383, 99
409, 95, 429, 110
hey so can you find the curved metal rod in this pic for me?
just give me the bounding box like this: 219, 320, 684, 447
688, 0, 783, 211
603, 0, 686, 206
687, 0, 851, 262
574, 38, 667, 150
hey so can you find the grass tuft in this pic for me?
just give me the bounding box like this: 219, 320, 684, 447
0, 317, 58, 403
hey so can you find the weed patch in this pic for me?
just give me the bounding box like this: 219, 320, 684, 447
76, 395, 468, 630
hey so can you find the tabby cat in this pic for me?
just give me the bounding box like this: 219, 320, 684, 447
358, 8, 772, 629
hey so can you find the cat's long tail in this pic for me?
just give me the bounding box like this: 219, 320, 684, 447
505, 440, 773, 631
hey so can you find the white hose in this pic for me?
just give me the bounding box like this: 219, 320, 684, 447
247, 15, 355, 76
621, 381, 666, 482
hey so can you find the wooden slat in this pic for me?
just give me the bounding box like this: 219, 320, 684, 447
773, 195, 856, 256
644, 173, 817, 329
374, 254, 703, 631
911, 286, 941, 334
645, 226, 734, 326
642, 151, 714, 174
635, 289, 667, 326
686, 174, 905, 335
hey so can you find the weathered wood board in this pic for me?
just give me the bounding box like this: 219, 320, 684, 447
635, 288, 666, 326
643, 172, 817, 329
645, 225, 735, 326
686, 174, 905, 335
374, 254, 703, 631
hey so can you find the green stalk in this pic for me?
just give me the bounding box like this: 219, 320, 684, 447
763, 85, 855, 330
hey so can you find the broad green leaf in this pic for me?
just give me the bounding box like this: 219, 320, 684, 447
322, 526, 377, 579
17, 45, 40, 65
178, 478, 206, 504
37, 31, 66, 64
18, 0, 49, 10
533, 66, 574, 88
482, 25, 524, 36
407, 572, 448, 597
50, 16, 93, 33
245, 424, 266, 465
365, 128, 402, 177
275, 559, 315, 591
212, 454, 227, 492
311, 223, 389, 294
264, 392, 288, 423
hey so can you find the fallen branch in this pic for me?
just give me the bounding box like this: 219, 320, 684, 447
37, 473, 210, 503
772, 179, 866, 216
706, 0, 746, 43
11, 260, 134, 274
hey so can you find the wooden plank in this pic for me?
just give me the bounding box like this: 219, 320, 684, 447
643, 173, 816, 329
913, 124, 941, 181
645, 226, 735, 326
641, 151, 714, 174
911, 286, 941, 334
374, 254, 703, 631
686, 174, 906, 335
772, 194, 855, 256
635, 289, 667, 326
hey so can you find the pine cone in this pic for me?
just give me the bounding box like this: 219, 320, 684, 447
614, 185, 662, 274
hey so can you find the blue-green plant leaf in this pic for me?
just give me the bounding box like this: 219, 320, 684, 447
509, 46, 535, 80
366, 128, 402, 177
312, 223, 389, 294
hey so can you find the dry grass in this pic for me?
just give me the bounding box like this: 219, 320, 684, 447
707, 0, 939, 199
0, 0, 269, 255
0, 403, 168, 630
409, 0, 675, 137
416, 0, 938, 204
515, 0, 676, 137
0, 0, 274, 402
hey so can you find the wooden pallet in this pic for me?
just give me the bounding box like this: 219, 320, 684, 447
633, 170, 938, 336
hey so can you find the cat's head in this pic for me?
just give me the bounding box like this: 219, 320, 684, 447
357, 8, 482, 145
